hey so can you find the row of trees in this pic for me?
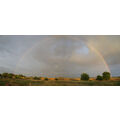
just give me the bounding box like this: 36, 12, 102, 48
0, 72, 111, 81
0, 73, 48, 80
0, 73, 25, 79
81, 72, 111, 81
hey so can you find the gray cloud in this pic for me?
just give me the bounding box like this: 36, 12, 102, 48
0, 35, 120, 77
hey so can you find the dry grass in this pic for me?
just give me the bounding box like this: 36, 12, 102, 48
0, 77, 120, 86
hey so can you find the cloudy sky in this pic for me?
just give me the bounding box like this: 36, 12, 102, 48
0, 35, 120, 77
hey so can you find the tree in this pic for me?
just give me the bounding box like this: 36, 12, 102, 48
81, 73, 90, 81
2, 73, 9, 78
19, 74, 25, 78
8, 73, 14, 78
34, 76, 41, 80
96, 75, 103, 81
102, 72, 111, 80
15, 75, 20, 79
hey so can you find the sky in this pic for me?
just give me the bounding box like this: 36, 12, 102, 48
0, 35, 120, 77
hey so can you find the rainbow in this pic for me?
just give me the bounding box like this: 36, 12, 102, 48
14, 41, 41, 74
14, 38, 111, 74
87, 43, 111, 73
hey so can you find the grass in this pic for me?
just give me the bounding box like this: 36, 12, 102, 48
0, 78, 120, 86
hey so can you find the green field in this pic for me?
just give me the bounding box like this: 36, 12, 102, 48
0, 78, 120, 86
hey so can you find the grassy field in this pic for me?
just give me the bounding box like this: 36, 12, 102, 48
0, 78, 120, 86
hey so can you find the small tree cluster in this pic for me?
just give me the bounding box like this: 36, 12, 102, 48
80, 72, 111, 81
0, 73, 26, 79
34, 76, 41, 80
96, 72, 111, 81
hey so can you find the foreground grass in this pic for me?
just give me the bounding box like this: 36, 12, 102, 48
0, 78, 120, 86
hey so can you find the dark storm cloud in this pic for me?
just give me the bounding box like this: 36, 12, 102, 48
0, 35, 120, 77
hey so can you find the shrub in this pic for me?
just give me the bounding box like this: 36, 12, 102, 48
2, 73, 9, 78
45, 78, 48, 81
55, 78, 58, 81
102, 72, 111, 80
15, 75, 20, 79
19, 74, 25, 78
96, 75, 103, 81
0, 74, 2, 78
8, 73, 14, 78
81, 73, 90, 81
34, 77, 41, 80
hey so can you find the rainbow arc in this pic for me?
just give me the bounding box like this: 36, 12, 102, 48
14, 38, 111, 74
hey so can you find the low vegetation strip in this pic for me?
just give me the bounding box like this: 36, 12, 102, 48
0, 72, 120, 86
0, 78, 120, 86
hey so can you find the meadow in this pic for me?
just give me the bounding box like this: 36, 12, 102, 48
0, 77, 120, 86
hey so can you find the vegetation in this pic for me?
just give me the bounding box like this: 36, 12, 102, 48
0, 78, 120, 86
0, 71, 117, 86
102, 72, 111, 80
81, 73, 90, 81
2, 73, 9, 78
96, 75, 103, 81
55, 78, 58, 81
34, 76, 41, 80
45, 78, 48, 81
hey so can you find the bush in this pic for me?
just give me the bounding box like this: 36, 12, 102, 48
14, 75, 20, 79
96, 75, 103, 81
45, 78, 48, 81
102, 72, 111, 80
81, 73, 90, 81
0, 74, 2, 78
55, 78, 58, 81
2, 73, 9, 78
8, 73, 14, 78
34, 77, 41, 80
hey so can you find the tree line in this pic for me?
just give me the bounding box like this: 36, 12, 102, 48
0, 73, 49, 80
0, 73, 26, 79
0, 72, 111, 81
